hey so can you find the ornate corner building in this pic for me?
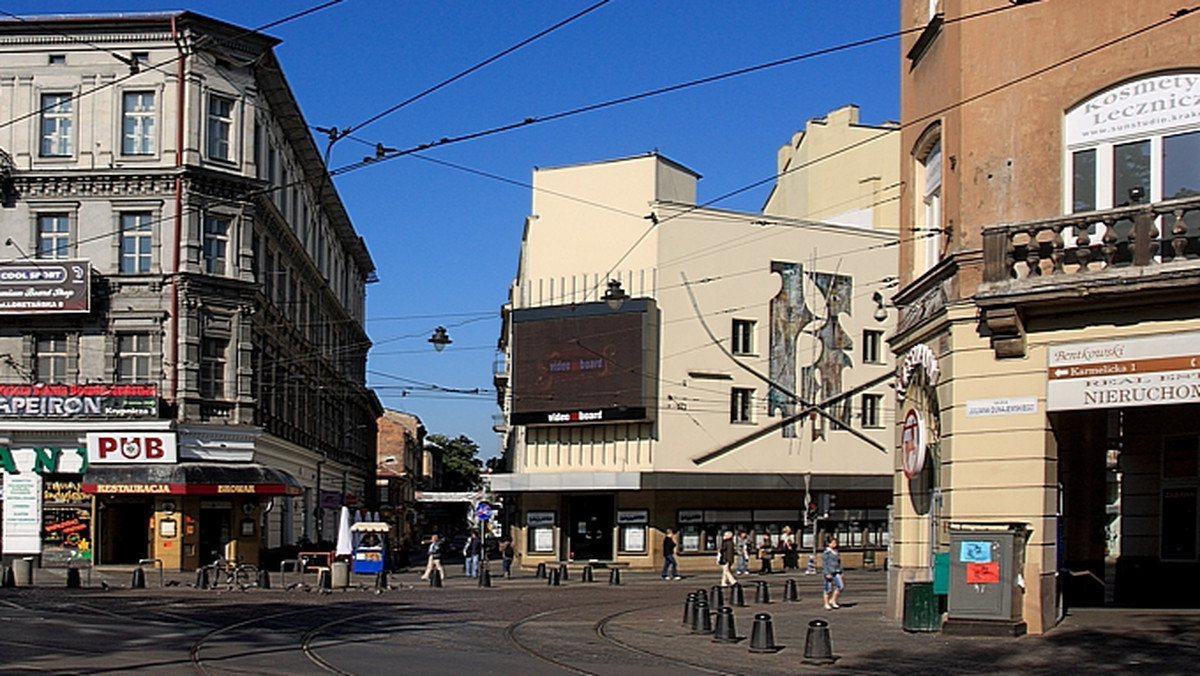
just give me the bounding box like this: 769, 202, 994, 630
892, 0, 1200, 634
0, 12, 380, 571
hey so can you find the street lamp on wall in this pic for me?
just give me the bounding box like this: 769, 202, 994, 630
428, 326, 452, 352
603, 279, 629, 311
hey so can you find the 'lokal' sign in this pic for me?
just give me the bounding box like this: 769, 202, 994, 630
86, 432, 177, 464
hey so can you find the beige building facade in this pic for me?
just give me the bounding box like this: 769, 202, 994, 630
494, 147, 898, 572
892, 0, 1200, 634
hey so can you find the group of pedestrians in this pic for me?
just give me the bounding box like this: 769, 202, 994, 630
710, 530, 845, 610
419, 531, 517, 583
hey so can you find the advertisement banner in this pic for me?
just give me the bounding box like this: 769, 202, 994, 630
0, 260, 90, 314
0, 383, 158, 419
1047, 332, 1200, 411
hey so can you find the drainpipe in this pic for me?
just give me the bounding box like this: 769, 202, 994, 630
169, 16, 186, 405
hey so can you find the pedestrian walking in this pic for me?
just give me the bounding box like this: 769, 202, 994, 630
822, 537, 844, 610
757, 534, 775, 574
501, 540, 516, 578
661, 528, 681, 579
420, 534, 446, 581
719, 530, 738, 587
463, 530, 481, 578
735, 530, 751, 575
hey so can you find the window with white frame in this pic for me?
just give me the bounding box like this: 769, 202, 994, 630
203, 215, 230, 274
861, 393, 883, 428
862, 329, 884, 364
39, 93, 73, 157
37, 214, 71, 259
731, 387, 755, 424
122, 91, 156, 155
36, 334, 69, 382
120, 212, 153, 273
206, 94, 234, 161
1065, 72, 1200, 258
731, 319, 756, 355
200, 336, 228, 399
116, 333, 153, 382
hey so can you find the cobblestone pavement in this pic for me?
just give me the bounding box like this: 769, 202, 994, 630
2, 564, 1198, 675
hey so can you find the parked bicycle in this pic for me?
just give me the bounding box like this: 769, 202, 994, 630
203, 555, 258, 589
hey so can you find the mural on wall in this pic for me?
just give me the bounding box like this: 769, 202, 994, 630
768, 261, 854, 438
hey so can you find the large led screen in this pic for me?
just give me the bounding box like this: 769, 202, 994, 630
511, 299, 656, 426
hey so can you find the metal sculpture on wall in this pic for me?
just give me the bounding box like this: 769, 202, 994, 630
768, 261, 854, 438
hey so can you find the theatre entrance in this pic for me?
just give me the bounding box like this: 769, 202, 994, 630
566, 494, 613, 561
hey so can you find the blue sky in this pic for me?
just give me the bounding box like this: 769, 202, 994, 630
9, 1, 900, 456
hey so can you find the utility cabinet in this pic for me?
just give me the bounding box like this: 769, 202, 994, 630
944, 522, 1031, 636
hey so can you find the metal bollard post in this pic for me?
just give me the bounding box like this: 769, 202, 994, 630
784, 578, 799, 602
558, 563, 569, 581
729, 582, 746, 607
683, 592, 698, 625
478, 567, 492, 588
582, 565, 594, 583
430, 568, 443, 588
257, 569, 271, 589
535, 562, 547, 579
754, 579, 771, 604
547, 568, 561, 586
131, 566, 146, 590
710, 585, 725, 609
803, 618, 834, 664
66, 567, 81, 589
712, 606, 738, 643
195, 567, 210, 590
2, 566, 14, 588
748, 613, 780, 653
608, 568, 621, 585
692, 599, 712, 634
318, 568, 333, 590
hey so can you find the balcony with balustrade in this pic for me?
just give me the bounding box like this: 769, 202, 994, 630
976, 195, 1200, 357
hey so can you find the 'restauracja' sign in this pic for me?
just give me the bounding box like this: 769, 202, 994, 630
0, 383, 158, 418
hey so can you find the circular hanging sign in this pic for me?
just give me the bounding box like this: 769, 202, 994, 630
900, 407, 927, 479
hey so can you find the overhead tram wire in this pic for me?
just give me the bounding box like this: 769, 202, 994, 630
324, 1, 1029, 180
18, 4, 1192, 312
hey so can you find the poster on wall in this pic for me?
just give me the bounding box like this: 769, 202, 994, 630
2, 473, 43, 554
41, 478, 93, 568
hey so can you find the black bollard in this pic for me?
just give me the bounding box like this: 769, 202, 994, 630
803, 618, 834, 664
195, 567, 209, 590
696, 588, 709, 606
729, 582, 746, 607
66, 567, 81, 589
319, 568, 333, 590
131, 566, 146, 589
582, 565, 594, 583
710, 585, 725, 609
374, 570, 388, 591
479, 567, 492, 588
712, 606, 738, 643
692, 599, 712, 634
430, 568, 443, 588
754, 579, 771, 604
558, 563, 569, 581
784, 578, 799, 602
608, 568, 621, 585
683, 592, 698, 625
748, 613, 780, 653
257, 569, 271, 589
2, 566, 14, 588
535, 562, 547, 579
548, 568, 561, 586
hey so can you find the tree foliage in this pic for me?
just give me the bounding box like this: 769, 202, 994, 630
427, 433, 482, 491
